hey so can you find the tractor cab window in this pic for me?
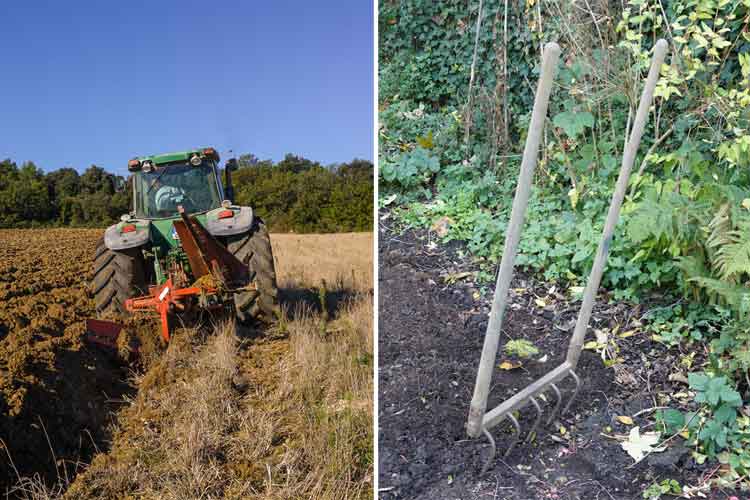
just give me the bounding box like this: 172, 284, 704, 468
134, 162, 222, 218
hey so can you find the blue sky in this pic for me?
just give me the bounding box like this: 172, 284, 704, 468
0, 2, 373, 175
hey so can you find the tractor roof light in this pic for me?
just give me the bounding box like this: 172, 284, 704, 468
127, 159, 141, 172
202, 147, 219, 161
190, 154, 202, 166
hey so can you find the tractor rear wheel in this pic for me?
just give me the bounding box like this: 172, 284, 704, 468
91, 238, 147, 317
227, 219, 279, 323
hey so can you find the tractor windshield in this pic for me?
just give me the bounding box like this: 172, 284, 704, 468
133, 162, 222, 218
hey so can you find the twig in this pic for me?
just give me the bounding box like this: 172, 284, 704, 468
463, 0, 485, 154
632, 406, 669, 418
502, 0, 509, 146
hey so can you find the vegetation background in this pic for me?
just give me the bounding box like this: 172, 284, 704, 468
0, 154, 373, 233
379, 0, 750, 493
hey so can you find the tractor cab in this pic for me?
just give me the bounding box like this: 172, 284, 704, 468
128, 148, 225, 219
88, 147, 278, 348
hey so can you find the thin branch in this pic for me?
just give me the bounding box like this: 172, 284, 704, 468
502, 0, 510, 146
463, 0, 485, 154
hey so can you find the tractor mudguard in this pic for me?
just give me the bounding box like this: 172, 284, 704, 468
205, 205, 254, 237
104, 219, 151, 250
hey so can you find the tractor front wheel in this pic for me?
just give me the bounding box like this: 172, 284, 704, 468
227, 219, 280, 324
91, 238, 147, 317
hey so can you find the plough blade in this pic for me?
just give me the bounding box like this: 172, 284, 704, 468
467, 39, 669, 473
85, 319, 123, 350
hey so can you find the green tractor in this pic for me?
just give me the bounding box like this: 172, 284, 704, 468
88, 147, 278, 344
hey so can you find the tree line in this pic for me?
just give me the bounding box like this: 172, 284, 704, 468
0, 154, 372, 233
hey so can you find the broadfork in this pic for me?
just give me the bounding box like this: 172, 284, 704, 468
466, 39, 668, 473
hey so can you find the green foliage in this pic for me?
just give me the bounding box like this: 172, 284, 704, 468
552, 110, 594, 139
380, 147, 440, 192
0, 160, 126, 228
379, 1, 539, 112
0, 154, 373, 233
233, 154, 373, 233
503, 339, 539, 359
642, 479, 681, 499
644, 302, 726, 345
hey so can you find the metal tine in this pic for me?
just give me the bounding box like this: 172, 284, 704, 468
546, 383, 563, 425
503, 414, 522, 458
562, 370, 581, 415
481, 412, 523, 474
524, 397, 543, 443
480, 428, 497, 475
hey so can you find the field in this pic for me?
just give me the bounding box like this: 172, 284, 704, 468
0, 228, 373, 499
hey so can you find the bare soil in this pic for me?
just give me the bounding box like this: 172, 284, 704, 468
378, 222, 719, 500
0, 229, 140, 494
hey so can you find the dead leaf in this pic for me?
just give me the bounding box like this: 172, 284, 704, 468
498, 360, 522, 370
620, 427, 665, 462
594, 329, 608, 344
616, 415, 634, 425
443, 271, 473, 284
430, 216, 453, 238
668, 372, 689, 384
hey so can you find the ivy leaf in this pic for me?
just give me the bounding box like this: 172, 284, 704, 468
553, 110, 595, 138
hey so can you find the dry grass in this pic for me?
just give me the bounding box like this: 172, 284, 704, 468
272, 232, 373, 291
44, 232, 375, 500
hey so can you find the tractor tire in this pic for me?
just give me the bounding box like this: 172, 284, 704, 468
91, 238, 147, 317
227, 219, 279, 324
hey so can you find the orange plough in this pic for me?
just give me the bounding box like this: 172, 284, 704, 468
85, 206, 250, 350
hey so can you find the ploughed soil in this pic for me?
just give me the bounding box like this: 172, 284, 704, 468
0, 229, 134, 494
378, 222, 731, 500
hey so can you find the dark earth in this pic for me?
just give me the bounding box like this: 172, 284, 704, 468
378, 219, 738, 500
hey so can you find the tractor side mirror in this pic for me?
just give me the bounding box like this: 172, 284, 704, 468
224, 159, 238, 202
